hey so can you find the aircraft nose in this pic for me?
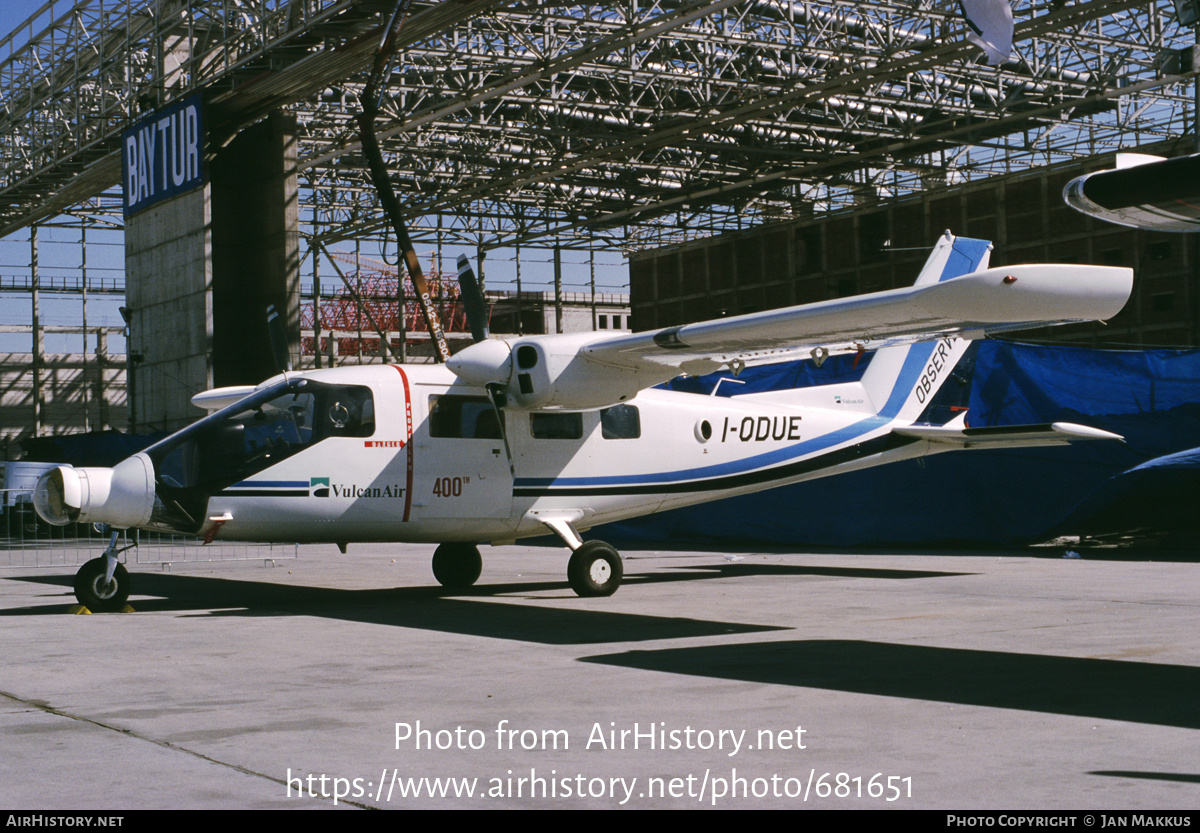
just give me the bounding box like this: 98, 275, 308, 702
32, 453, 156, 529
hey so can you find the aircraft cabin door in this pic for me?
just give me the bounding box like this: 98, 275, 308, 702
409, 390, 513, 519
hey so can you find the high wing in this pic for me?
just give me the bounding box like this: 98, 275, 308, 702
447, 233, 1133, 410
584, 263, 1128, 373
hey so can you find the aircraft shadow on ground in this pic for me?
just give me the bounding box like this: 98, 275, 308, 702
1089, 771, 1200, 784
583, 640, 1200, 729
668, 563, 971, 580
0, 556, 969, 648
2, 570, 789, 645
1, 561, 965, 644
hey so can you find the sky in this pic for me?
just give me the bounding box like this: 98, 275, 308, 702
1, 2, 49, 45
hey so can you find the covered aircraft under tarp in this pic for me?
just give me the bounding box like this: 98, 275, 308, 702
604, 342, 1200, 547
1045, 445, 1200, 540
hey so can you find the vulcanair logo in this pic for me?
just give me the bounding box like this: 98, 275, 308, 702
310, 477, 330, 498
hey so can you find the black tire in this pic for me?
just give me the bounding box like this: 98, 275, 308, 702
431, 543, 483, 589
73, 557, 130, 612
567, 541, 623, 597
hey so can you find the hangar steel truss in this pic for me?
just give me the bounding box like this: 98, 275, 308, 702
0, 0, 1196, 255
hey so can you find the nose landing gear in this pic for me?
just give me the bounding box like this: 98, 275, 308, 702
73, 527, 135, 612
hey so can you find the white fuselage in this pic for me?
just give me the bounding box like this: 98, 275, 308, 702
200, 360, 930, 545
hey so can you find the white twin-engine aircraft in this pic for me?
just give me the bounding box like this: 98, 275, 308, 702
34, 232, 1132, 609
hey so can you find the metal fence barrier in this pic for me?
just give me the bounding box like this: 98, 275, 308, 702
0, 489, 298, 569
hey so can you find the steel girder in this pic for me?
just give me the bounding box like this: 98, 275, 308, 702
0, 0, 1195, 251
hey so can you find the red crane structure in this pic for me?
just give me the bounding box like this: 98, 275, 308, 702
300, 251, 480, 361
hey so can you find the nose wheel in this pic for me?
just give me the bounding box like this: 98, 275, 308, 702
74, 557, 130, 612
73, 527, 136, 612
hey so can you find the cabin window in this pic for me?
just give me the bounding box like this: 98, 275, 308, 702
600, 404, 640, 439
530, 411, 583, 439
429, 395, 503, 439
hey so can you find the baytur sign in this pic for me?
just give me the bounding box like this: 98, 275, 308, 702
122, 93, 204, 217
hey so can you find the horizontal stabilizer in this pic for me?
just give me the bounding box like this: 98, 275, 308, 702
893, 421, 1123, 448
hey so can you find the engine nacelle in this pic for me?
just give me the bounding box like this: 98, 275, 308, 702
447, 333, 643, 410
506, 334, 642, 409
32, 453, 156, 529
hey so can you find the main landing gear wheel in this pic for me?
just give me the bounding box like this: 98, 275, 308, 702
74, 557, 130, 612
568, 541, 623, 598
431, 543, 483, 589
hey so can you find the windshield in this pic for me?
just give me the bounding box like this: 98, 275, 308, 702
140, 378, 374, 532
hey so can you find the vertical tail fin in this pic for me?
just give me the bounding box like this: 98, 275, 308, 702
911, 231, 993, 286
859, 232, 991, 423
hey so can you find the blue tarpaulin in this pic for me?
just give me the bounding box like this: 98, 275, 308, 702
600, 341, 1200, 548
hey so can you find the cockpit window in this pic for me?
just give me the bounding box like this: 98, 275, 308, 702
142, 379, 375, 530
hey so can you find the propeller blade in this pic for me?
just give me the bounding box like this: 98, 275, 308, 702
456, 255, 490, 343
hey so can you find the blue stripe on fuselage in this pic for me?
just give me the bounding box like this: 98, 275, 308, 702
513, 239, 992, 492
226, 480, 308, 489
515, 340, 936, 489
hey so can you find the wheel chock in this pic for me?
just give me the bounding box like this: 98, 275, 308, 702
66, 604, 136, 614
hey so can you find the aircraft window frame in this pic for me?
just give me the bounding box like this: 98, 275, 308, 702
145, 378, 375, 464
600, 404, 640, 440
429, 394, 504, 439
530, 411, 584, 440
139, 378, 375, 533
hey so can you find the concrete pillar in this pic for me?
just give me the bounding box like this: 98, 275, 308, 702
312, 246, 322, 369
30, 225, 42, 436
210, 112, 300, 386
124, 184, 212, 433
93, 330, 109, 431
124, 109, 299, 432
554, 244, 563, 334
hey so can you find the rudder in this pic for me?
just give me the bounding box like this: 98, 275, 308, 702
859, 232, 992, 422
